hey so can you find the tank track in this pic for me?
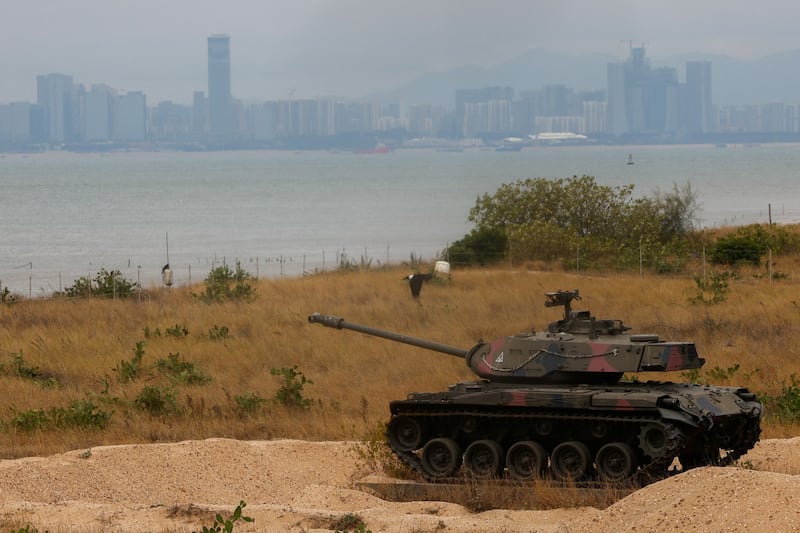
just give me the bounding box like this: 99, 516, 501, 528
386, 408, 752, 486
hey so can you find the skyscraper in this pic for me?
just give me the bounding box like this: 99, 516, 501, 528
37, 73, 74, 143
207, 34, 231, 139
686, 61, 713, 134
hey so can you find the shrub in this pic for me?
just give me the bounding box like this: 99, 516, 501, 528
165, 324, 189, 337
134, 385, 181, 416
689, 272, 731, 306
197, 261, 255, 303
154, 352, 212, 385
446, 226, 508, 266
62, 268, 138, 298
208, 325, 232, 340
234, 392, 268, 417
114, 341, 146, 383
271, 365, 314, 409
10, 400, 112, 431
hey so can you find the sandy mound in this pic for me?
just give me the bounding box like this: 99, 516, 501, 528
0, 438, 798, 532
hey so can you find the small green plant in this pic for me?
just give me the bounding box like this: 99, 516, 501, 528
202, 500, 253, 533
134, 385, 181, 416
165, 323, 189, 337
5, 351, 60, 388
208, 325, 232, 340
62, 268, 138, 298
114, 341, 145, 383
10, 399, 112, 431
154, 352, 212, 385
50, 399, 113, 429
234, 392, 268, 417
331, 513, 372, 533
689, 272, 731, 306
762, 375, 800, 423
706, 363, 741, 382
680, 367, 702, 384
197, 261, 255, 303
143, 326, 162, 338
9, 526, 41, 533
270, 365, 314, 409
351, 420, 414, 480
10, 408, 49, 431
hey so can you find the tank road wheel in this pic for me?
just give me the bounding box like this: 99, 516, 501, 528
550, 441, 591, 481
505, 441, 547, 480
595, 442, 636, 482
387, 416, 424, 452
421, 438, 462, 480
638, 423, 669, 459
464, 440, 503, 479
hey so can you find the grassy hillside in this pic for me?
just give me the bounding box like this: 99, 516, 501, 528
0, 263, 799, 459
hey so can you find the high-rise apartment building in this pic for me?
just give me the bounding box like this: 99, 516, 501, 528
37, 73, 74, 142
606, 46, 680, 136
207, 34, 231, 139
114, 91, 147, 141
686, 61, 713, 134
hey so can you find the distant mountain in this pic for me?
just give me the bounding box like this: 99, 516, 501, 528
366, 48, 800, 108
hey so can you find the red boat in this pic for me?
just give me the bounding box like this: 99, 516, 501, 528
354, 143, 390, 154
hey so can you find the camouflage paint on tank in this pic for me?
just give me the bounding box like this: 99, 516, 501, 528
308, 289, 762, 483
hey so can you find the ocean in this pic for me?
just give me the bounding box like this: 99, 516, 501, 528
1, 143, 799, 296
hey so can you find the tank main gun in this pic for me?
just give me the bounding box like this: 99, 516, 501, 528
309, 290, 706, 385
308, 313, 469, 358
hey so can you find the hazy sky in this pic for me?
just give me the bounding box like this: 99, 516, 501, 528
2, 1, 797, 104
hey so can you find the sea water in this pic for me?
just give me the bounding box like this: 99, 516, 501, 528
1, 144, 799, 295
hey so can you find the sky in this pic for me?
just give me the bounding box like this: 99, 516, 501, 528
2, 0, 798, 105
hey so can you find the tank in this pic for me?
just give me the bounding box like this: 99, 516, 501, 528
308, 289, 762, 484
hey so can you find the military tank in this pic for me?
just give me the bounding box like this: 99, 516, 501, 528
308, 290, 762, 484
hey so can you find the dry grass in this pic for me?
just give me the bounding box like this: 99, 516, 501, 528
1, 263, 799, 459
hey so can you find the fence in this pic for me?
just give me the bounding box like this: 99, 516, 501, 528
0, 246, 445, 299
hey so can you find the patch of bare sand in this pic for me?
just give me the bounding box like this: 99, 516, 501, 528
0, 437, 797, 532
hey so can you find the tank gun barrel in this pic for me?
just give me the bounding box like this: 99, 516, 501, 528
308, 313, 469, 358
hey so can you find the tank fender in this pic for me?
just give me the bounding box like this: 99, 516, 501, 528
657, 407, 700, 427
656, 395, 709, 428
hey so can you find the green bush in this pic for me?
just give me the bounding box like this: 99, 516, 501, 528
446, 226, 508, 266
154, 352, 212, 385
197, 261, 255, 303
271, 365, 314, 409
114, 341, 146, 383
62, 268, 138, 298
10, 400, 112, 431
134, 385, 181, 416
234, 392, 268, 417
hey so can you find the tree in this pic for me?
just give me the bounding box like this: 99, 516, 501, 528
464, 175, 698, 268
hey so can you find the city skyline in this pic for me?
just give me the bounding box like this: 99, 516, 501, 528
3, 0, 800, 105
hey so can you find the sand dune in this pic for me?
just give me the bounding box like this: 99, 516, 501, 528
0, 437, 798, 532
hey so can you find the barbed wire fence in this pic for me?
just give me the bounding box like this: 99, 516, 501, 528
0, 237, 789, 302
0, 245, 452, 300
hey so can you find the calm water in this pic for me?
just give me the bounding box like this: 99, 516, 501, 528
2, 144, 799, 295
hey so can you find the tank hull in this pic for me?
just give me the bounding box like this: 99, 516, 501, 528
386, 380, 761, 483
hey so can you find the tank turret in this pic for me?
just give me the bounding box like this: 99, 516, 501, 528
309, 289, 705, 385
308, 290, 761, 484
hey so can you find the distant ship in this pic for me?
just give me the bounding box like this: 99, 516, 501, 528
354, 143, 390, 154
495, 137, 525, 151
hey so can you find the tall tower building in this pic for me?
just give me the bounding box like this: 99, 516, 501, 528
686, 61, 713, 134
207, 34, 231, 139
37, 73, 74, 143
